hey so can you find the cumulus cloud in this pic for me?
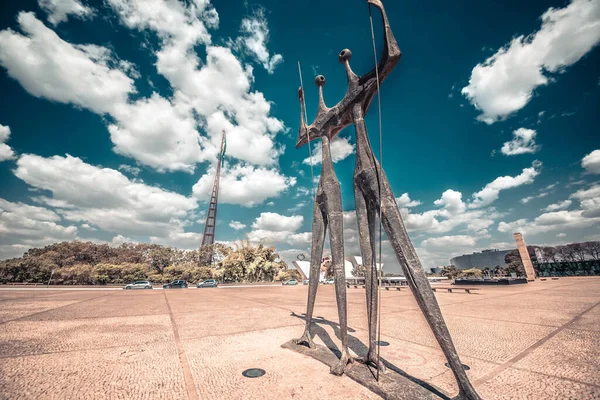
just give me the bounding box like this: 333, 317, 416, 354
303, 136, 355, 165
0, 13, 134, 115
246, 212, 310, 246
229, 221, 246, 230
108, 0, 286, 167
0, 124, 15, 161
13, 154, 199, 238
38, 0, 94, 26
421, 235, 478, 251
501, 128, 540, 156
462, 0, 600, 124
470, 161, 542, 208
108, 94, 208, 173
192, 163, 295, 207
1, 3, 289, 175
395, 193, 421, 208
252, 212, 303, 232
498, 184, 600, 235
233, 8, 283, 74
0, 198, 78, 258
542, 199, 572, 212
581, 149, 600, 174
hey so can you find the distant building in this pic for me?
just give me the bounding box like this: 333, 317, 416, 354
292, 256, 383, 282
450, 249, 514, 270
430, 267, 443, 274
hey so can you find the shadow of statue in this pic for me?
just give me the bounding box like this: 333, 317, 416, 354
290, 311, 451, 400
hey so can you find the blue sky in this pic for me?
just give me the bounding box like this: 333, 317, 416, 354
0, 0, 599, 271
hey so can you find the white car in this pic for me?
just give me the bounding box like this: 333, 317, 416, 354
324, 278, 335, 285
123, 280, 152, 290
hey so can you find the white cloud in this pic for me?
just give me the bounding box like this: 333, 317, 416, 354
542, 199, 572, 212
1, 4, 288, 173
434, 189, 466, 214
118, 164, 141, 177
0, 13, 134, 115
14, 154, 198, 237
498, 184, 600, 235
582, 149, 600, 174
111, 234, 132, 246
303, 136, 355, 165
520, 191, 548, 204
107, 0, 286, 167
462, 0, 600, 124
252, 212, 303, 232
149, 229, 203, 249
501, 128, 540, 156
0, 198, 78, 257
421, 235, 478, 251
245, 212, 310, 246
229, 220, 246, 230
192, 163, 295, 207
0, 124, 15, 161
233, 8, 283, 74
396, 193, 422, 208
108, 94, 208, 173
470, 161, 542, 208
38, 0, 94, 26
107, 0, 217, 48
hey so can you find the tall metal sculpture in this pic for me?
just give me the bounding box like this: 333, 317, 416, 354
294, 84, 352, 376
200, 130, 226, 267
295, 1, 481, 398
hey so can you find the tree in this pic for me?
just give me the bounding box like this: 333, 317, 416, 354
441, 265, 461, 280
492, 265, 503, 277
146, 247, 173, 274
277, 269, 302, 282
582, 241, 600, 261
352, 264, 366, 277
504, 250, 525, 277
220, 240, 286, 282
481, 267, 491, 278
463, 268, 483, 279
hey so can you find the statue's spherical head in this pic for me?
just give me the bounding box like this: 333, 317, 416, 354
339, 49, 352, 63
315, 75, 326, 86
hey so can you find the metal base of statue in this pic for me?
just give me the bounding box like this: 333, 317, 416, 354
289, 1, 481, 399
282, 340, 444, 400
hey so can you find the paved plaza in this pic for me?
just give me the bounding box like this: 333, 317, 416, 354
0, 277, 599, 399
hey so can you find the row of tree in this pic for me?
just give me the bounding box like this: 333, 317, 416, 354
0, 240, 296, 285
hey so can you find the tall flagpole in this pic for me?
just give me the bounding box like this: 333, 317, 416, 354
200, 130, 226, 267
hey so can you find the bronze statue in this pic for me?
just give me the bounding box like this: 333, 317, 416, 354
294, 82, 352, 376
294, 1, 482, 398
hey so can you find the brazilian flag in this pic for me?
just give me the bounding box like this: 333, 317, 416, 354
221, 132, 227, 167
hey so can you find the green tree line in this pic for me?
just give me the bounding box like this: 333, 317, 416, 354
0, 240, 297, 285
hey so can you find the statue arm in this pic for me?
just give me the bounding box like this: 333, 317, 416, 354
360, 0, 401, 85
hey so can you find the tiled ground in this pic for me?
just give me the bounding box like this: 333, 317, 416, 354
1, 277, 599, 399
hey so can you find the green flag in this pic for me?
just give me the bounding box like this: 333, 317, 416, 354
221, 133, 226, 167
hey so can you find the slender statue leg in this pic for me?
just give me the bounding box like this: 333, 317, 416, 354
354, 184, 386, 372
296, 198, 327, 349
328, 202, 352, 375
374, 167, 480, 400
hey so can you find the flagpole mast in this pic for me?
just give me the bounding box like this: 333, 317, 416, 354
200, 130, 226, 267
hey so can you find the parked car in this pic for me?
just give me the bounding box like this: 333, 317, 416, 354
324, 278, 335, 285
282, 279, 298, 285
163, 280, 188, 289
302, 279, 309, 285
197, 279, 218, 288
123, 280, 152, 290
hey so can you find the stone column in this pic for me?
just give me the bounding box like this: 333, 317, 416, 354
513, 232, 536, 281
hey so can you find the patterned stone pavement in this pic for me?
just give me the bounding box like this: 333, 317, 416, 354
0, 277, 598, 399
